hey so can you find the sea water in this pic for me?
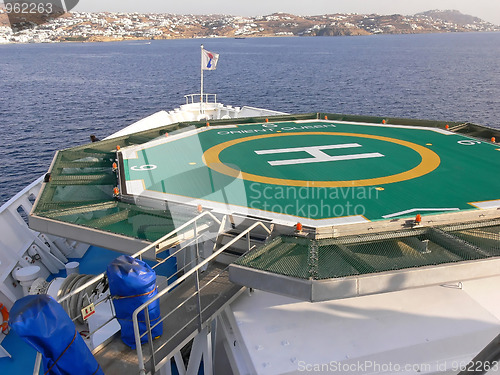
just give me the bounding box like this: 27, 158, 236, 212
1, 32, 499, 204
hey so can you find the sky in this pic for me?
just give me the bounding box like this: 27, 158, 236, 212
72, 0, 500, 25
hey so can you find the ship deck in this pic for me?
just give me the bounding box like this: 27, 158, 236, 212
26, 112, 500, 372
29, 113, 500, 252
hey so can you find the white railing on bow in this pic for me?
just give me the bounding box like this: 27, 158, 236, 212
184, 93, 217, 105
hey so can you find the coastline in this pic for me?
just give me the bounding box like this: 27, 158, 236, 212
1, 29, 500, 45
1, 10, 498, 45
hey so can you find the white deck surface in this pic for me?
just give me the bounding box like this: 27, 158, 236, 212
228, 276, 500, 374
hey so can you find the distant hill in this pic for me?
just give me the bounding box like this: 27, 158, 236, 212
0, 6, 10, 28
416, 10, 484, 26
1, 8, 498, 43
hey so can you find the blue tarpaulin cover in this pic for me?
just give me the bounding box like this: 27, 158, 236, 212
107, 255, 162, 349
9, 294, 103, 375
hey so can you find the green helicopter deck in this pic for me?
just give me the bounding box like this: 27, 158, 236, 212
119, 119, 500, 226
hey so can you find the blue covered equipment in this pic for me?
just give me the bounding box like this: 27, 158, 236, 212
107, 255, 162, 348
9, 294, 104, 375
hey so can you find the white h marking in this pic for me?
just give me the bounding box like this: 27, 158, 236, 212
255, 144, 384, 166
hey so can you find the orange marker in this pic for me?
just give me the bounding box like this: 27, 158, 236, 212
295, 222, 303, 231
492, 137, 496, 143
116, 145, 121, 151
415, 214, 422, 224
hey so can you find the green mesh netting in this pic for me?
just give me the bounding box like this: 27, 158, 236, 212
236, 225, 500, 280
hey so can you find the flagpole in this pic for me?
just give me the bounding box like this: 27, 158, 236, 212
200, 44, 204, 115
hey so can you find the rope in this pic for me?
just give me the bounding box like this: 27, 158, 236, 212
112, 286, 157, 300
43, 328, 77, 375
91, 364, 102, 375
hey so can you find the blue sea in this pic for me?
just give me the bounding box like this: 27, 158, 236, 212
1, 32, 500, 204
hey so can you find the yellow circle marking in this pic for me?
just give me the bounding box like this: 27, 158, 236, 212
202, 132, 440, 187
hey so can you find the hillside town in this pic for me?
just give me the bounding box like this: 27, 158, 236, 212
0, 9, 498, 44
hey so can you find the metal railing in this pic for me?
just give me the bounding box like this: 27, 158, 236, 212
132, 210, 221, 261
132, 221, 272, 375
32, 210, 222, 375
56, 210, 222, 306
184, 93, 217, 105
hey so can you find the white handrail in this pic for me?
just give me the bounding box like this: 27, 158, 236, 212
184, 93, 217, 105
132, 210, 221, 260
57, 210, 221, 304
132, 221, 271, 375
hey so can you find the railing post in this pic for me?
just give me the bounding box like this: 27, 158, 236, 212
193, 218, 203, 331
145, 307, 156, 374
194, 268, 203, 332
194, 220, 199, 265
33, 352, 42, 375
133, 311, 146, 375
247, 232, 251, 252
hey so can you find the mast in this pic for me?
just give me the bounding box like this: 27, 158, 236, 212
200, 44, 204, 115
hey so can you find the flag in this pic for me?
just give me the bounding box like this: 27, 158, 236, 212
202, 49, 219, 70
